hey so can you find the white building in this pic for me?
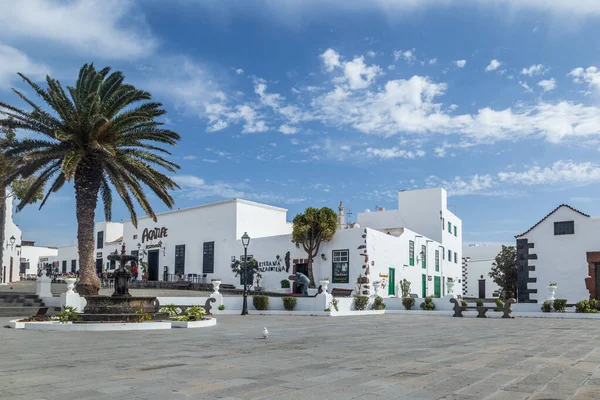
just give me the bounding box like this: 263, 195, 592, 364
1, 190, 22, 284
515, 204, 599, 304
20, 241, 58, 277
50, 188, 463, 297
462, 244, 504, 298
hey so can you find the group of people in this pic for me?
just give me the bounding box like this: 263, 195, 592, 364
99, 265, 140, 281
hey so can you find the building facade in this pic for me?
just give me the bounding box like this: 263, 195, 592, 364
49, 189, 463, 297
20, 241, 58, 277
462, 244, 504, 298
1, 190, 22, 284
515, 204, 598, 304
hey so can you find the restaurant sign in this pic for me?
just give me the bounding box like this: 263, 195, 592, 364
142, 227, 168, 243
257, 255, 285, 272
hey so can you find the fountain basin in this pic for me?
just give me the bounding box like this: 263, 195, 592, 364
82, 296, 166, 321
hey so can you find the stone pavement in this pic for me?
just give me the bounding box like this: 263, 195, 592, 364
1, 314, 600, 400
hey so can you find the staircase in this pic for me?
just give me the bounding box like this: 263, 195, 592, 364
0, 293, 47, 317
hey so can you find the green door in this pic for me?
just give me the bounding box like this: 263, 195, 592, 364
388, 268, 395, 296
422, 274, 426, 298
434, 276, 441, 298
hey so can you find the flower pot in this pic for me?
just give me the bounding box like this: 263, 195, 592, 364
65, 278, 77, 294
372, 281, 380, 295
546, 286, 557, 301
446, 281, 455, 295
319, 280, 330, 292
211, 280, 222, 294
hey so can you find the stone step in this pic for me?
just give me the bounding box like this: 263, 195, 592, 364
0, 307, 47, 317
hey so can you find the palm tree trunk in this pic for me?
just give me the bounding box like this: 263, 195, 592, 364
74, 161, 102, 296
307, 257, 316, 288
0, 185, 6, 283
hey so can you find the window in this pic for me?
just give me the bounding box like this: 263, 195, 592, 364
332, 250, 349, 283
71, 260, 76, 273
421, 245, 426, 269
409, 240, 415, 266
441, 246, 445, 260
133, 235, 138, 240
203, 241, 215, 273
448, 249, 451, 261
62, 260, 67, 273
454, 252, 457, 263
448, 221, 451, 233
454, 226, 457, 237
175, 245, 186, 276
435, 250, 439, 272
554, 221, 574, 235
97, 231, 104, 249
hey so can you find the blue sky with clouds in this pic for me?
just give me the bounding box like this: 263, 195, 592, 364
2, 0, 600, 246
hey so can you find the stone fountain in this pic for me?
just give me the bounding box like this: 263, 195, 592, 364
81, 244, 168, 322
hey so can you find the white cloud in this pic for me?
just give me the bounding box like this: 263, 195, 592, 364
203, 159, 218, 163
486, 59, 502, 72
428, 58, 437, 65
0, 0, 155, 59
0, 45, 49, 87
520, 64, 546, 76
183, 155, 197, 160
519, 81, 533, 92
394, 49, 416, 63
498, 160, 600, 186
538, 78, 557, 92
320, 48, 341, 72
340, 145, 351, 151
454, 60, 467, 68
236, 68, 244, 75
341, 56, 382, 89
365, 147, 425, 159
269, 142, 278, 147
426, 174, 495, 196
279, 124, 299, 135
367, 50, 376, 58
569, 66, 600, 94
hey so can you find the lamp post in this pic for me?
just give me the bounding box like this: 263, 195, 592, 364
8, 235, 15, 250
241, 232, 250, 316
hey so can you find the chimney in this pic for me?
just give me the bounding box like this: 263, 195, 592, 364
338, 201, 345, 230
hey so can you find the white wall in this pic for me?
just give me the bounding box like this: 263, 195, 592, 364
462, 244, 504, 298
520, 206, 598, 303
47, 245, 79, 273
2, 191, 22, 283
235, 200, 292, 239
20, 245, 58, 275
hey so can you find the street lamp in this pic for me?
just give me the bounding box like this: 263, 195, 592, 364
241, 232, 251, 315
7, 235, 16, 250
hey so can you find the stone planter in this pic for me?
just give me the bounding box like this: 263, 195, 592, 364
211, 280, 222, 294
546, 285, 557, 301
319, 280, 330, 292
171, 318, 217, 328
65, 278, 77, 294
372, 281, 381, 295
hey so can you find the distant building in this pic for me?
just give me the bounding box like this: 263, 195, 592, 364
515, 204, 597, 304
462, 244, 505, 298
20, 241, 58, 278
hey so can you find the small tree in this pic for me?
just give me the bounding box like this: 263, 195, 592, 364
291, 206, 337, 287
489, 246, 517, 299
231, 258, 259, 287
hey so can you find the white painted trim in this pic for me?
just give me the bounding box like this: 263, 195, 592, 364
385, 310, 451, 316
24, 321, 172, 331
171, 319, 217, 328
330, 310, 386, 316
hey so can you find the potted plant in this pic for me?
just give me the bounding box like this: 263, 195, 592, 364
319, 277, 330, 291
547, 282, 557, 301
211, 278, 222, 293
446, 277, 455, 295
280, 279, 291, 293
372, 280, 381, 295
64, 273, 77, 294
254, 272, 263, 291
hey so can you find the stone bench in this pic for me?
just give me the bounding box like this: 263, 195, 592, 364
331, 288, 354, 297
450, 298, 515, 318
172, 281, 192, 289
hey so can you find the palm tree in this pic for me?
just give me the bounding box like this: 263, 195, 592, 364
0, 64, 181, 295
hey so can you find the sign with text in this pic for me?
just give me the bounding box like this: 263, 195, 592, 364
142, 227, 168, 243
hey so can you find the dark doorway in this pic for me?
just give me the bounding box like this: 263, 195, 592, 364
595, 263, 600, 300
294, 263, 308, 294
20, 262, 27, 274
9, 257, 13, 283
96, 259, 103, 276
148, 250, 159, 281
478, 279, 486, 298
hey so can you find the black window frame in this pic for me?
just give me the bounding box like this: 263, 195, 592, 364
71, 260, 76, 273
97, 231, 104, 249
62, 260, 67, 273
175, 245, 186, 276
332, 249, 350, 283
554, 221, 574, 235
203, 241, 215, 274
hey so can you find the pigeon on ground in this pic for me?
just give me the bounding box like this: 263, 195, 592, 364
262, 327, 269, 339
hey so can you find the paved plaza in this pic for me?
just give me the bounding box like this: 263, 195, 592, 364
1, 314, 600, 400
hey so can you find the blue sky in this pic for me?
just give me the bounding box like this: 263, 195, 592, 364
2, 0, 600, 246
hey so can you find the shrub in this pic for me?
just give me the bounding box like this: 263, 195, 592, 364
590, 298, 599, 310
402, 297, 415, 310
372, 296, 386, 310
400, 279, 411, 298
575, 299, 598, 313
211, 278, 221, 282
280, 279, 290, 289
218, 304, 225, 311
330, 298, 339, 312
460, 299, 468, 307
57, 306, 82, 323
420, 297, 435, 311
160, 303, 180, 318
253, 295, 269, 311
282, 296, 297, 311
354, 295, 369, 311
494, 298, 504, 312
553, 299, 567, 312
136, 309, 154, 322
476, 299, 484, 307
541, 301, 552, 313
